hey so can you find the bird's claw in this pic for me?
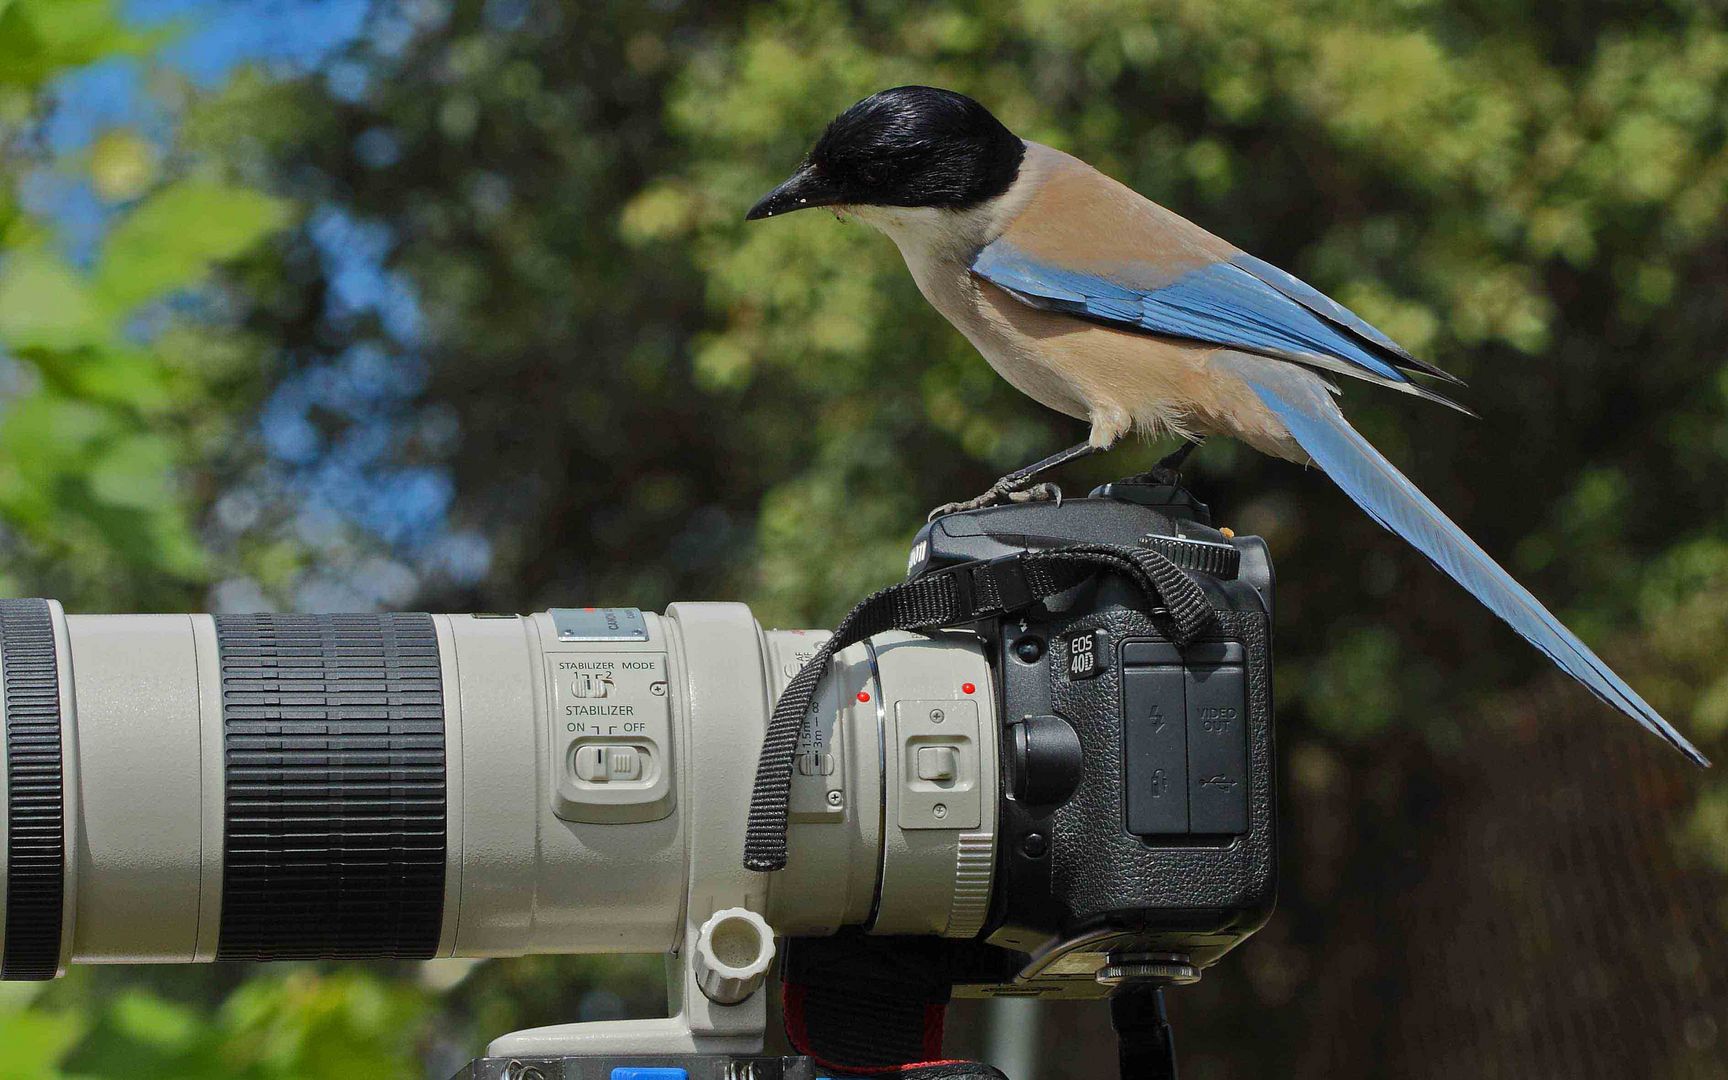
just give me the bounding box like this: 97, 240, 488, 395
1007, 482, 1063, 505
927, 478, 1063, 521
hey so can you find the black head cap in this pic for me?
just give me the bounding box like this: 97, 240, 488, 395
746, 86, 1024, 220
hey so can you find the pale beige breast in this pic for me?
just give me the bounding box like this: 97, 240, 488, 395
981, 285, 1305, 459
898, 251, 1302, 461
902, 258, 1089, 421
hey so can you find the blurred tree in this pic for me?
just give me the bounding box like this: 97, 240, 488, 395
0, 0, 287, 609
8, 0, 1728, 1076
0, 3, 420, 1078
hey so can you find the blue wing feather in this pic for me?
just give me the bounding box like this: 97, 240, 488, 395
1227, 359, 1708, 766
971, 241, 1470, 403
1228, 253, 1460, 385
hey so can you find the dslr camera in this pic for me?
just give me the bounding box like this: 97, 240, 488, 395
0, 481, 1276, 1079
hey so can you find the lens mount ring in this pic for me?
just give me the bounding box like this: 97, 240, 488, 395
0, 598, 66, 980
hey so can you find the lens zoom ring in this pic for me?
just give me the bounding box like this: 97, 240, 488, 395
215, 613, 445, 960
1, 598, 64, 980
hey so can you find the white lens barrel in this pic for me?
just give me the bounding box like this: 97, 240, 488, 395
0, 603, 999, 974
762, 628, 1000, 939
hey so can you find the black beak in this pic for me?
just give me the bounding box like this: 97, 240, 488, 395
745, 165, 844, 221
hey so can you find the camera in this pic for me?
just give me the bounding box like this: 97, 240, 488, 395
0, 481, 1275, 1078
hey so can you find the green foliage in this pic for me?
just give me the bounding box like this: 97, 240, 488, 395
3, 970, 434, 1079
0, 986, 84, 1079
0, 0, 285, 607
0, 4, 310, 1075
93, 180, 288, 313
0, 0, 154, 91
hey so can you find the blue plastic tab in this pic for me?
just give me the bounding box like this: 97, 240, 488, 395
611, 1070, 688, 1080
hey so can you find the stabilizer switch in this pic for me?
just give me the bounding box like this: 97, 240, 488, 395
573, 744, 645, 783
895, 699, 982, 830
916, 745, 959, 782
547, 619, 676, 823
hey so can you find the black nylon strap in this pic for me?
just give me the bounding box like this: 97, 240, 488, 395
783, 932, 957, 1070
1142, 534, 1239, 579
743, 543, 1215, 872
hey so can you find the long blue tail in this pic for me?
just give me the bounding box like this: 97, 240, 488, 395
1233, 360, 1708, 767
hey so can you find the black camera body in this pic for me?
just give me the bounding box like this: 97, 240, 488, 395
908, 480, 1278, 993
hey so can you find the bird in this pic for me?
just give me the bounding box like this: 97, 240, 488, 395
745, 85, 1708, 767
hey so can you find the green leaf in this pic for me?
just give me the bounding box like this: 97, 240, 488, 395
93, 179, 288, 313
0, 393, 115, 464
0, 250, 108, 350
108, 991, 200, 1051
55, 345, 174, 413
0, 0, 153, 90
0, 1003, 83, 1077
87, 432, 176, 509
0, 393, 120, 529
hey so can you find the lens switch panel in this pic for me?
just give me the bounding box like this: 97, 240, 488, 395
894, 699, 981, 830
766, 631, 849, 824
549, 651, 674, 823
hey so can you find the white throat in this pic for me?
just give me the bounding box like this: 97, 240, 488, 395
841, 143, 1047, 269
844, 204, 995, 264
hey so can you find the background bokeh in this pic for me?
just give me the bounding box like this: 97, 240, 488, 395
2, 0, 1726, 1076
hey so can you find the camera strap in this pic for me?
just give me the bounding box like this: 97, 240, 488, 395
743, 542, 1216, 872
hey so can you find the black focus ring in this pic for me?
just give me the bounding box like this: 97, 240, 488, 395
1141, 536, 1240, 580
1, 598, 65, 980
215, 613, 446, 960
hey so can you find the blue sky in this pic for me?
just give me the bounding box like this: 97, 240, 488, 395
40, 1, 370, 256
50, 1, 370, 153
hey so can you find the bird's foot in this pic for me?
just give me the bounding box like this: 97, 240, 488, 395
1124, 439, 1205, 488
1010, 481, 1063, 504
927, 478, 1062, 522
1136, 466, 1185, 487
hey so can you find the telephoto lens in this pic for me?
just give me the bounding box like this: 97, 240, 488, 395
0, 600, 997, 979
